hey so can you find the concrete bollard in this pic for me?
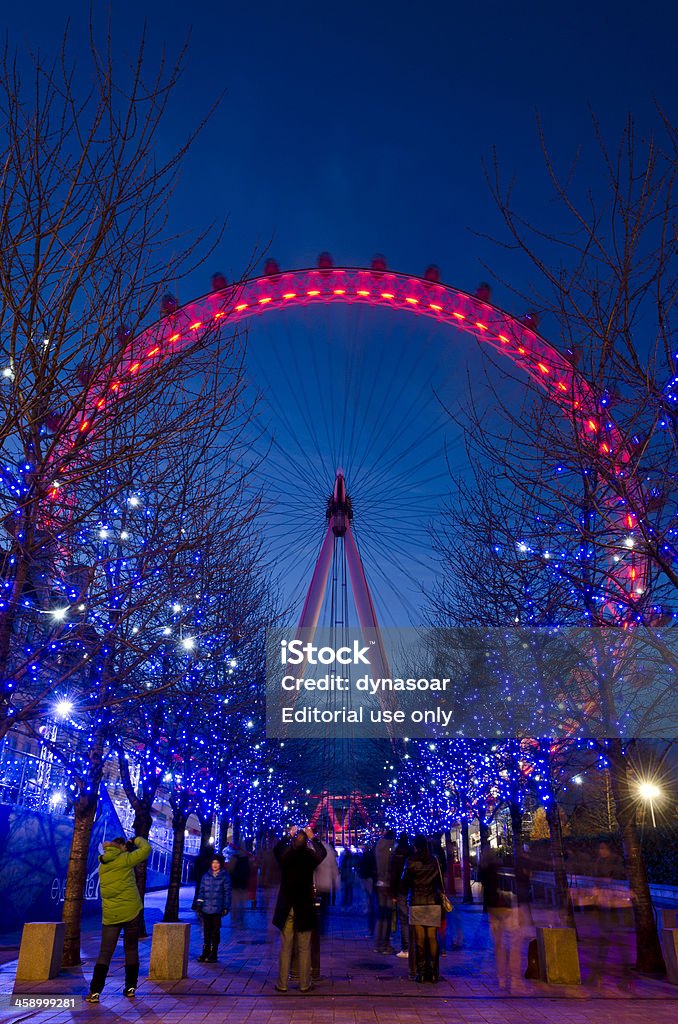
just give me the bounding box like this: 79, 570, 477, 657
536, 926, 581, 985
16, 923, 65, 982
149, 922, 191, 981
662, 929, 678, 985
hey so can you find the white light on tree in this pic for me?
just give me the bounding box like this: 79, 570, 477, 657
54, 699, 74, 719
180, 636, 195, 651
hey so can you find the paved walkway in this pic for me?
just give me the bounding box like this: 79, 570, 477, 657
1, 887, 676, 1023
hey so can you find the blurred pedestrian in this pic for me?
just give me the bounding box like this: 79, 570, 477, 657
258, 832, 282, 912
340, 847, 355, 908
374, 829, 395, 953
314, 832, 340, 927
358, 844, 377, 937
225, 837, 251, 926
245, 838, 259, 908
590, 841, 629, 987
389, 833, 411, 958
478, 846, 523, 993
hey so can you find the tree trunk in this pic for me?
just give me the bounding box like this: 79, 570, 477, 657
608, 740, 666, 975
217, 815, 229, 854
0, 553, 31, 739
545, 801, 575, 928
197, 812, 213, 861
460, 817, 473, 904
132, 805, 153, 937
478, 815, 491, 854
61, 790, 98, 967
163, 808, 188, 922
509, 800, 523, 859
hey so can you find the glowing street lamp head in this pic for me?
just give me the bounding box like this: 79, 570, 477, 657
54, 699, 74, 719
638, 781, 661, 801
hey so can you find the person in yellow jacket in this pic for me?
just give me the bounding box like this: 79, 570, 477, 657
85, 835, 151, 1003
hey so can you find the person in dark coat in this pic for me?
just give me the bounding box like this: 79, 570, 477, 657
389, 833, 412, 956
374, 828, 395, 952
272, 825, 327, 992
192, 844, 215, 910
402, 835, 442, 983
195, 854, 232, 962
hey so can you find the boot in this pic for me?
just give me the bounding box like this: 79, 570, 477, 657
123, 964, 139, 998
207, 944, 218, 963
197, 944, 210, 962
86, 963, 109, 1002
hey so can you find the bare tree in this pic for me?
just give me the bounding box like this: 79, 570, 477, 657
0, 22, 261, 743
432, 112, 676, 974
433, 421, 671, 969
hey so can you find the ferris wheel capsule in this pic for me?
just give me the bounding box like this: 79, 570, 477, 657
160, 293, 178, 316
519, 311, 540, 330
371, 254, 387, 274
424, 265, 441, 283
212, 273, 228, 291
475, 282, 492, 302
317, 251, 334, 271
116, 324, 132, 347
263, 258, 280, 276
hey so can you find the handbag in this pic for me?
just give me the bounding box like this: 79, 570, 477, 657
436, 859, 453, 914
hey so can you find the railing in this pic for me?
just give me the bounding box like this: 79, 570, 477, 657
0, 742, 72, 813
499, 868, 678, 908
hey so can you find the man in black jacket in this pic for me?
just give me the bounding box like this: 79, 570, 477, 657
272, 825, 327, 992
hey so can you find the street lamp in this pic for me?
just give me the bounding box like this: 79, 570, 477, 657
54, 699, 74, 720
638, 780, 661, 827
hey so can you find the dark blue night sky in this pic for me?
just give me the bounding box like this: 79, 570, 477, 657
5, 1, 677, 624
